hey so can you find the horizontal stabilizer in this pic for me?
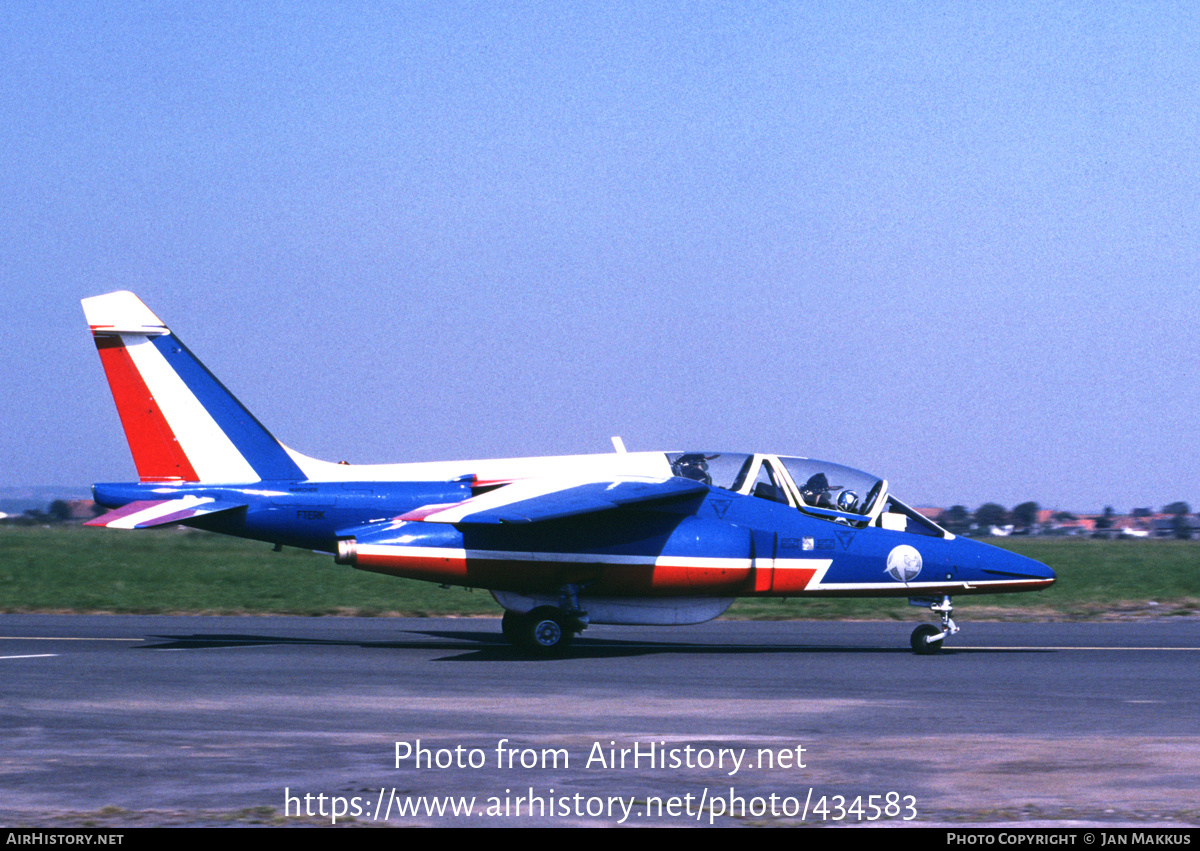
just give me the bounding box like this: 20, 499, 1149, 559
400, 476, 708, 525
86, 496, 247, 529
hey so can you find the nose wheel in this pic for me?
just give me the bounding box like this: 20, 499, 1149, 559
910, 623, 943, 654
909, 595, 959, 655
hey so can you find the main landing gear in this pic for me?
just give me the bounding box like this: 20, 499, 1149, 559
909, 595, 959, 655
501, 586, 589, 657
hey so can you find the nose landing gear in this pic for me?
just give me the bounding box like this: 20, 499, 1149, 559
909, 595, 959, 655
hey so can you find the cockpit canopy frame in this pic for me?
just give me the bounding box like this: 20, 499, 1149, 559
667, 451, 951, 538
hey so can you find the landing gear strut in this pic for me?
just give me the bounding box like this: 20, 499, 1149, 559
909, 595, 959, 655
501, 585, 589, 656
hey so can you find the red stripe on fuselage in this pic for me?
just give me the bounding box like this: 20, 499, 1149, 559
350, 550, 755, 596
93, 335, 199, 482
765, 567, 819, 595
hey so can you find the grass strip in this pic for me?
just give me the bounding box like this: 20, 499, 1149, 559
2, 526, 1197, 620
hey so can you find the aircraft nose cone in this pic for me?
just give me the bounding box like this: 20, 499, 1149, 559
1004, 547, 1056, 588
963, 538, 1055, 590
1031, 558, 1055, 585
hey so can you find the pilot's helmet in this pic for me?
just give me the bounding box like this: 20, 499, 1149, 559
802, 473, 830, 497
674, 453, 712, 484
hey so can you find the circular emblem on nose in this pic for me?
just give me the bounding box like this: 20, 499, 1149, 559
886, 544, 923, 582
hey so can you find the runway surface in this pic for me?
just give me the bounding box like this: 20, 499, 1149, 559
2, 614, 1199, 827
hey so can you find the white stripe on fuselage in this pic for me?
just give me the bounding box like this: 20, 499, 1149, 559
284, 448, 677, 484
351, 547, 1037, 591
805, 579, 1046, 591
354, 546, 836, 574
356, 546, 758, 569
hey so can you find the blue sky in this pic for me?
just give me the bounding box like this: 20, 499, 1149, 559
2, 2, 1197, 513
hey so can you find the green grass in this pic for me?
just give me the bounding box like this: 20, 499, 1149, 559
2, 526, 1198, 620
988, 537, 1200, 617
0, 525, 496, 616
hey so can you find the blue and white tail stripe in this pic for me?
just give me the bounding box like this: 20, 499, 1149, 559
143, 334, 305, 481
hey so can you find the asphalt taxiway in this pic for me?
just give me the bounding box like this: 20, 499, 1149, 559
2, 615, 1198, 826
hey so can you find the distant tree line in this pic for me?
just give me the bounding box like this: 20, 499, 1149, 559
0, 499, 104, 526
939, 501, 1195, 539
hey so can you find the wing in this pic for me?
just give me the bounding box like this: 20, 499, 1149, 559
398, 476, 709, 525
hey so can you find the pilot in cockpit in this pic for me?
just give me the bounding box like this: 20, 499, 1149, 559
672, 453, 714, 486
800, 473, 835, 508
801, 472, 863, 517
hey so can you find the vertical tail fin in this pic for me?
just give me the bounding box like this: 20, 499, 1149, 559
82, 291, 305, 483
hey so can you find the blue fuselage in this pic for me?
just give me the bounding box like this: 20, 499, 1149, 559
94, 479, 1054, 599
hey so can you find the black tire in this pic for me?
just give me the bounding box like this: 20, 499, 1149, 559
911, 623, 944, 655
520, 606, 574, 657
501, 609, 525, 644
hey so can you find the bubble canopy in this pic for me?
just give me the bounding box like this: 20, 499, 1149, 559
667, 452, 897, 528
777, 457, 884, 515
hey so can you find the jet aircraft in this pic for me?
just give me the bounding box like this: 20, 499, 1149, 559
82, 291, 1055, 655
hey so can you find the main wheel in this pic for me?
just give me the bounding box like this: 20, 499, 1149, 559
522, 606, 573, 656
910, 623, 944, 655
